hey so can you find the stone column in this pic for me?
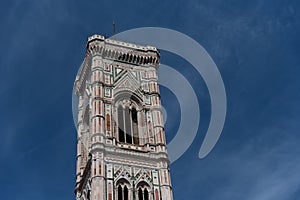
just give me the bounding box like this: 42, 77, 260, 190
90, 56, 106, 200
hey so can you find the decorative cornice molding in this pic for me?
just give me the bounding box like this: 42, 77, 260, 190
87, 34, 160, 67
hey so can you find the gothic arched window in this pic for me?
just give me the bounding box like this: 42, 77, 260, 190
117, 100, 139, 145
137, 186, 149, 200
124, 185, 129, 200
136, 181, 150, 200
118, 185, 122, 200
132, 108, 139, 144
138, 188, 143, 200
144, 189, 149, 200
117, 182, 129, 200
118, 105, 125, 143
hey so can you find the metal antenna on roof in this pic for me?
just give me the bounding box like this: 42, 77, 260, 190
112, 21, 116, 40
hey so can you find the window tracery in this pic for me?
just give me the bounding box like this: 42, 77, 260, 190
137, 184, 150, 200
116, 180, 130, 200
117, 99, 140, 145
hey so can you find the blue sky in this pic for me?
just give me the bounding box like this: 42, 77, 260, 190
1, 0, 300, 199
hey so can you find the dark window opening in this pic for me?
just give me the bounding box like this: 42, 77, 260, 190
117, 183, 129, 200
117, 101, 140, 145
144, 189, 149, 200
132, 108, 139, 145
124, 185, 128, 200
138, 188, 143, 200
125, 107, 132, 144
118, 105, 125, 143
118, 185, 122, 200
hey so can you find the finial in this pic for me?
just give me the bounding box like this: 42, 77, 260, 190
112, 21, 116, 40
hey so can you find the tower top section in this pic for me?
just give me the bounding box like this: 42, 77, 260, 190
85, 34, 160, 67
74, 34, 160, 96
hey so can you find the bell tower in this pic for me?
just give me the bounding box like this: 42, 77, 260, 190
74, 34, 174, 200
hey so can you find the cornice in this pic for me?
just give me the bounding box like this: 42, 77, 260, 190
87, 34, 160, 67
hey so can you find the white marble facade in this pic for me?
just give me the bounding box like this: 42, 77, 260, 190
74, 35, 173, 200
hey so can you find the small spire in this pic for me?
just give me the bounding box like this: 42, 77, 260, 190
112, 21, 116, 40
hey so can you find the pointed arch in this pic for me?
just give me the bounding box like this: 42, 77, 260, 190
118, 185, 122, 200
124, 185, 128, 200
115, 92, 143, 146
144, 188, 149, 200
136, 181, 151, 200
138, 188, 143, 200
116, 178, 132, 200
